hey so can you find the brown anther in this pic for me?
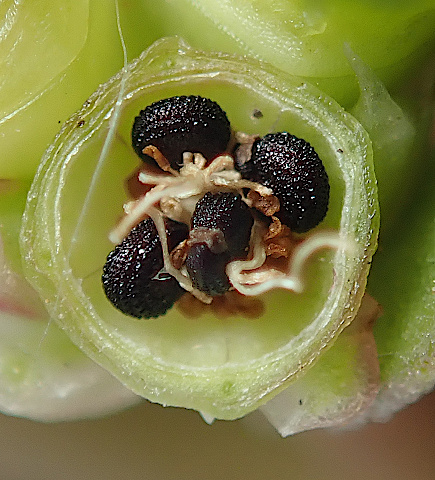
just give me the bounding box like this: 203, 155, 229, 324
170, 239, 189, 270
247, 190, 280, 217
264, 216, 286, 240
263, 217, 296, 259
265, 242, 290, 258
142, 145, 174, 173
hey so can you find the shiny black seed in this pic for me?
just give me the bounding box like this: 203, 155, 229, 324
236, 132, 329, 233
102, 218, 188, 319
186, 244, 232, 297
132, 95, 231, 170
186, 192, 253, 296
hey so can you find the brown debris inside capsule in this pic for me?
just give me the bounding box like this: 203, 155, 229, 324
247, 190, 280, 217
177, 290, 264, 319
263, 216, 299, 260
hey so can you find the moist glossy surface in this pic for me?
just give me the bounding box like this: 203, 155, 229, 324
102, 218, 188, 318
238, 132, 330, 233
131, 95, 231, 169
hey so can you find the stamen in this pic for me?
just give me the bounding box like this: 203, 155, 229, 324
109, 152, 268, 244
147, 206, 212, 304
109, 182, 191, 243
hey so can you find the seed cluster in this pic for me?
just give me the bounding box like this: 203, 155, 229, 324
103, 95, 330, 319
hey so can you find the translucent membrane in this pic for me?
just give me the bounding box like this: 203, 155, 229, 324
21, 38, 378, 419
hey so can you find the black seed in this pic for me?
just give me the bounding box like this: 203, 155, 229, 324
132, 95, 231, 170
186, 192, 253, 296
236, 132, 329, 233
102, 218, 188, 319
186, 244, 232, 297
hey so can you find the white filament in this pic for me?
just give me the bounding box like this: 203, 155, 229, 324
109, 152, 269, 244
227, 229, 352, 296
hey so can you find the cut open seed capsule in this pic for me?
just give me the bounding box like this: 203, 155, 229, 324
21, 38, 378, 421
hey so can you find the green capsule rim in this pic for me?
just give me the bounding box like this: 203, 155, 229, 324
21, 37, 379, 419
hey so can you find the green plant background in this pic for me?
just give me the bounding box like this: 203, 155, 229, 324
0, 0, 434, 449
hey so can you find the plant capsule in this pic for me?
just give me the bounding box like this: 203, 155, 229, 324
102, 218, 188, 319
131, 95, 231, 170
236, 132, 330, 233
186, 192, 254, 296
